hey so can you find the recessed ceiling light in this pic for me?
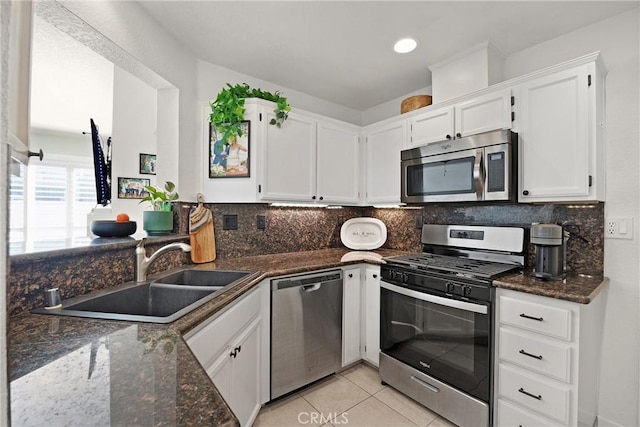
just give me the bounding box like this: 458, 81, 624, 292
394, 38, 417, 54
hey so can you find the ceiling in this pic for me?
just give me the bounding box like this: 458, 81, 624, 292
138, 1, 638, 110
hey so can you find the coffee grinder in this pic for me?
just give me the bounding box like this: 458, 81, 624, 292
531, 223, 566, 280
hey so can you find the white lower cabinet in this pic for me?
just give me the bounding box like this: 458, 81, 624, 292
185, 283, 270, 427
363, 265, 381, 366
494, 288, 606, 427
341, 264, 381, 367
342, 266, 362, 366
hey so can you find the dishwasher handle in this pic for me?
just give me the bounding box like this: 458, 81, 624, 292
273, 271, 342, 290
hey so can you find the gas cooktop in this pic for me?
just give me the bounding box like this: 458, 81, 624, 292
386, 253, 521, 279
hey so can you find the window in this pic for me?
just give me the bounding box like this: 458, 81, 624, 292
9, 155, 97, 253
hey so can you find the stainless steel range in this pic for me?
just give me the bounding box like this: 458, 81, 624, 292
380, 224, 524, 427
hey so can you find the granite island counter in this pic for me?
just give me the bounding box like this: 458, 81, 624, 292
8, 248, 407, 426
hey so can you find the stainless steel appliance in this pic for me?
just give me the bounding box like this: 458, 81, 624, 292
531, 223, 566, 280
271, 270, 343, 399
401, 129, 517, 203
380, 224, 524, 427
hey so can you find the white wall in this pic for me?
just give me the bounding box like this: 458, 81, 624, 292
361, 85, 432, 126
197, 60, 362, 126
109, 66, 157, 227
504, 8, 640, 427
0, 0, 9, 422
60, 0, 199, 201
30, 15, 114, 135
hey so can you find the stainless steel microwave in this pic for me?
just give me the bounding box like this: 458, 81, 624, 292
401, 129, 517, 203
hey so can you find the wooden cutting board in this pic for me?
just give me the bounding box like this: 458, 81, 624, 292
189, 194, 216, 263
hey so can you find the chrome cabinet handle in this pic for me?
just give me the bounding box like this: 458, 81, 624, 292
519, 349, 543, 360
520, 313, 544, 322
518, 387, 542, 400
348, 273, 353, 278
446, 134, 452, 140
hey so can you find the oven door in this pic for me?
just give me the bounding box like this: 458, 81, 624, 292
401, 148, 485, 203
380, 280, 492, 402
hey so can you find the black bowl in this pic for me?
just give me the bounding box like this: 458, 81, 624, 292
91, 220, 137, 238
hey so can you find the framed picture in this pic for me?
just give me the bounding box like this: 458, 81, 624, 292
209, 120, 250, 178
117, 177, 150, 199
139, 153, 156, 175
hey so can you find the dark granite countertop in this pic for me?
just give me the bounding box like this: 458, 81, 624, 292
494, 271, 609, 304
9, 247, 608, 425
8, 248, 406, 426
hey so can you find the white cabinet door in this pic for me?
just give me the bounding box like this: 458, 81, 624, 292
365, 119, 406, 204
409, 106, 454, 147
342, 267, 361, 366
261, 112, 317, 202
454, 88, 512, 137
518, 65, 591, 202
363, 265, 381, 366
185, 286, 265, 427
317, 122, 360, 204
229, 317, 262, 427
7, 0, 33, 162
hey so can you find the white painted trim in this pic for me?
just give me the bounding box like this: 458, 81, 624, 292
596, 415, 625, 427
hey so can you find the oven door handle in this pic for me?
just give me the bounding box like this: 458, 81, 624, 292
381, 281, 488, 315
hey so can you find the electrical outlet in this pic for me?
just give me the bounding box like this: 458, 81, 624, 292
605, 217, 634, 239
222, 214, 238, 230
256, 215, 266, 230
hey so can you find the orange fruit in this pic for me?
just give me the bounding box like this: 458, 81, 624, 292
116, 213, 130, 222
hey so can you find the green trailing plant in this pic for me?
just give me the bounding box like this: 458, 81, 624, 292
209, 83, 291, 144
140, 181, 179, 212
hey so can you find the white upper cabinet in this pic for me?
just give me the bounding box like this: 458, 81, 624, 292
408, 106, 454, 147
454, 88, 512, 137
364, 118, 406, 204
517, 56, 605, 203
260, 111, 317, 202
408, 88, 512, 148
316, 121, 360, 204
260, 108, 360, 204
6, 0, 33, 163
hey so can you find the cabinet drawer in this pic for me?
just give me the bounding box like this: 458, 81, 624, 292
499, 328, 572, 382
498, 364, 571, 424
499, 295, 572, 340
186, 287, 261, 367
497, 398, 563, 427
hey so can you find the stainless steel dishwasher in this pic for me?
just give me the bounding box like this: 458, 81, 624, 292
271, 269, 343, 399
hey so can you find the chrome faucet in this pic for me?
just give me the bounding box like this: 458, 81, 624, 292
136, 239, 191, 282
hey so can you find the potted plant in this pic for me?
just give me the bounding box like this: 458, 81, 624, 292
209, 83, 291, 145
140, 181, 179, 235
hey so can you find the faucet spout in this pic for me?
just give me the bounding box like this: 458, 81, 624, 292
136, 239, 191, 282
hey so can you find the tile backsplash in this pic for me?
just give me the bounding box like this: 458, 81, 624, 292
8, 201, 603, 317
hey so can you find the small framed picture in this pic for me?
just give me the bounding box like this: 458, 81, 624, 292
117, 177, 150, 199
209, 120, 250, 178
139, 153, 156, 175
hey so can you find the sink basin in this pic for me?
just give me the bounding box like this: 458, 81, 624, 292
153, 269, 252, 287
32, 269, 256, 323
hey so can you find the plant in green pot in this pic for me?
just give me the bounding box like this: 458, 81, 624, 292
140, 181, 179, 236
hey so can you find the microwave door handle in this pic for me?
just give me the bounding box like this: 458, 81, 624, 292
473, 149, 485, 200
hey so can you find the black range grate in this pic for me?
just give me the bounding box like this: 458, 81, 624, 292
387, 253, 520, 279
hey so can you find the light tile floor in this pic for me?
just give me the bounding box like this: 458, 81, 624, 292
254, 363, 458, 427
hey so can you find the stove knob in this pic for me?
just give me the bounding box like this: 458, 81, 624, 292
403, 273, 409, 283
463, 286, 472, 297
446, 282, 456, 293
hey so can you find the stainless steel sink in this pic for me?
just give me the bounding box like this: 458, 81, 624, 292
32, 269, 255, 323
